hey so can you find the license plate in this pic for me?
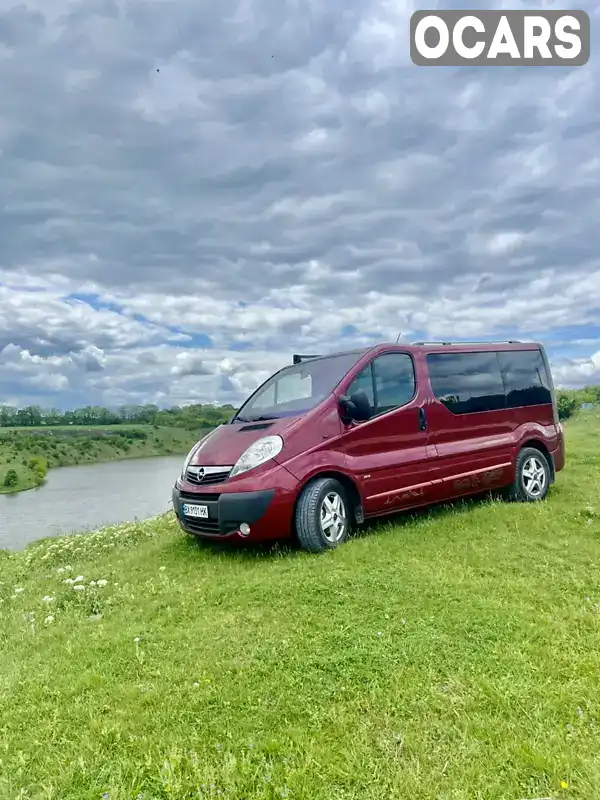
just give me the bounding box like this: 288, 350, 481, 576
182, 503, 209, 519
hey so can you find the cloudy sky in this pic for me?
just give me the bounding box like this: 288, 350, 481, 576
1, 0, 599, 410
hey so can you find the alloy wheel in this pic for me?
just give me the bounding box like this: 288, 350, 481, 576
522, 455, 547, 498
320, 491, 347, 543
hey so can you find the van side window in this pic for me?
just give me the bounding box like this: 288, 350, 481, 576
373, 353, 416, 414
427, 352, 505, 414
348, 353, 416, 416
497, 349, 552, 407
347, 363, 375, 409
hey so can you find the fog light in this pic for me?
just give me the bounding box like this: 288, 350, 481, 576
239, 523, 251, 537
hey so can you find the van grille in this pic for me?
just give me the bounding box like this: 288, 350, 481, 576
179, 491, 221, 502
183, 518, 222, 535
179, 514, 238, 536
185, 466, 232, 486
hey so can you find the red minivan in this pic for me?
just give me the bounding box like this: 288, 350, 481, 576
172, 340, 565, 552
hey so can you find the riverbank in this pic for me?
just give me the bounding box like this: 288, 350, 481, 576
0, 425, 206, 494
1, 410, 599, 798
0, 453, 186, 551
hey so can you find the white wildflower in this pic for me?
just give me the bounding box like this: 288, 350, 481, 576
97, 579, 108, 587
42, 596, 54, 603
44, 615, 55, 624
73, 584, 85, 592
14, 587, 24, 594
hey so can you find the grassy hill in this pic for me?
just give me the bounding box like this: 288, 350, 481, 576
1, 410, 599, 799
0, 425, 209, 494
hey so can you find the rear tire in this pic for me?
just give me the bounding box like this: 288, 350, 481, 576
294, 477, 351, 553
505, 447, 551, 502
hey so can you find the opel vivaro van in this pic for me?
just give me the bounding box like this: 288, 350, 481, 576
172, 340, 565, 552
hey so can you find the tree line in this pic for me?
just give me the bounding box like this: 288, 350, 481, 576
0, 384, 597, 429
0, 403, 237, 430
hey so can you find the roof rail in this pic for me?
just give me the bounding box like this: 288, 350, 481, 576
293, 353, 322, 364
412, 340, 522, 346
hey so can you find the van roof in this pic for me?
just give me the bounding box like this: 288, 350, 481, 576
293, 340, 543, 364
407, 340, 543, 351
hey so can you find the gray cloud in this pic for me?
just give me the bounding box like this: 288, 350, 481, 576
1, 0, 599, 409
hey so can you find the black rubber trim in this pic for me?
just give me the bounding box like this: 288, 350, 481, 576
218, 489, 275, 532
172, 486, 274, 535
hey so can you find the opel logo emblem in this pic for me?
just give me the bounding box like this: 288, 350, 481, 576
196, 467, 205, 481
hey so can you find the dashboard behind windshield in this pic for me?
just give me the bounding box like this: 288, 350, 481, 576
234, 350, 367, 422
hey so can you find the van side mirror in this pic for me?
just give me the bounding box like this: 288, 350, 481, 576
339, 389, 372, 422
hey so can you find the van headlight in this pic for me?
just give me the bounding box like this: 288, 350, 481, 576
230, 435, 283, 478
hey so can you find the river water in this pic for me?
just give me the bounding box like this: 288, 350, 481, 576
0, 455, 184, 551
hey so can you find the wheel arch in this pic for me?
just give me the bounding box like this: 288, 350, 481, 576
292, 470, 364, 528
519, 438, 556, 483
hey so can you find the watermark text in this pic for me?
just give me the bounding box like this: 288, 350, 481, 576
410, 10, 590, 66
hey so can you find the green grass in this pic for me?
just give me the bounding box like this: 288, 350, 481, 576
0, 425, 207, 494
1, 412, 600, 800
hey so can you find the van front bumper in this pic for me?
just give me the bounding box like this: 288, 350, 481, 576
172, 466, 298, 541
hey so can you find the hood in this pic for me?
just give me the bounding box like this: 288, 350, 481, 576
188, 416, 301, 467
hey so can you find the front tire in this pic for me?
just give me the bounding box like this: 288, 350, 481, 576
295, 477, 351, 553
506, 447, 551, 502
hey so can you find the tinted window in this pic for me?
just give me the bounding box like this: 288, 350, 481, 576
498, 349, 552, 407
374, 353, 416, 413
427, 352, 506, 414
348, 352, 415, 416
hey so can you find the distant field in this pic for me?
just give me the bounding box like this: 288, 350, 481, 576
0, 425, 208, 494
1, 410, 599, 798
0, 424, 150, 432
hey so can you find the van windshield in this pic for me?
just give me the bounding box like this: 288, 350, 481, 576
233, 350, 367, 422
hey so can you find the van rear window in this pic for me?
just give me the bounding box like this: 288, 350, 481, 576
427, 348, 552, 414
497, 349, 552, 407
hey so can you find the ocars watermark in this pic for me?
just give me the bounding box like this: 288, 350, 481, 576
410, 9, 590, 66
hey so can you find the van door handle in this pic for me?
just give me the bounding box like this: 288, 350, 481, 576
419, 407, 427, 430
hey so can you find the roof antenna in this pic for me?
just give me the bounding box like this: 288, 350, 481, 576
396, 331, 403, 343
